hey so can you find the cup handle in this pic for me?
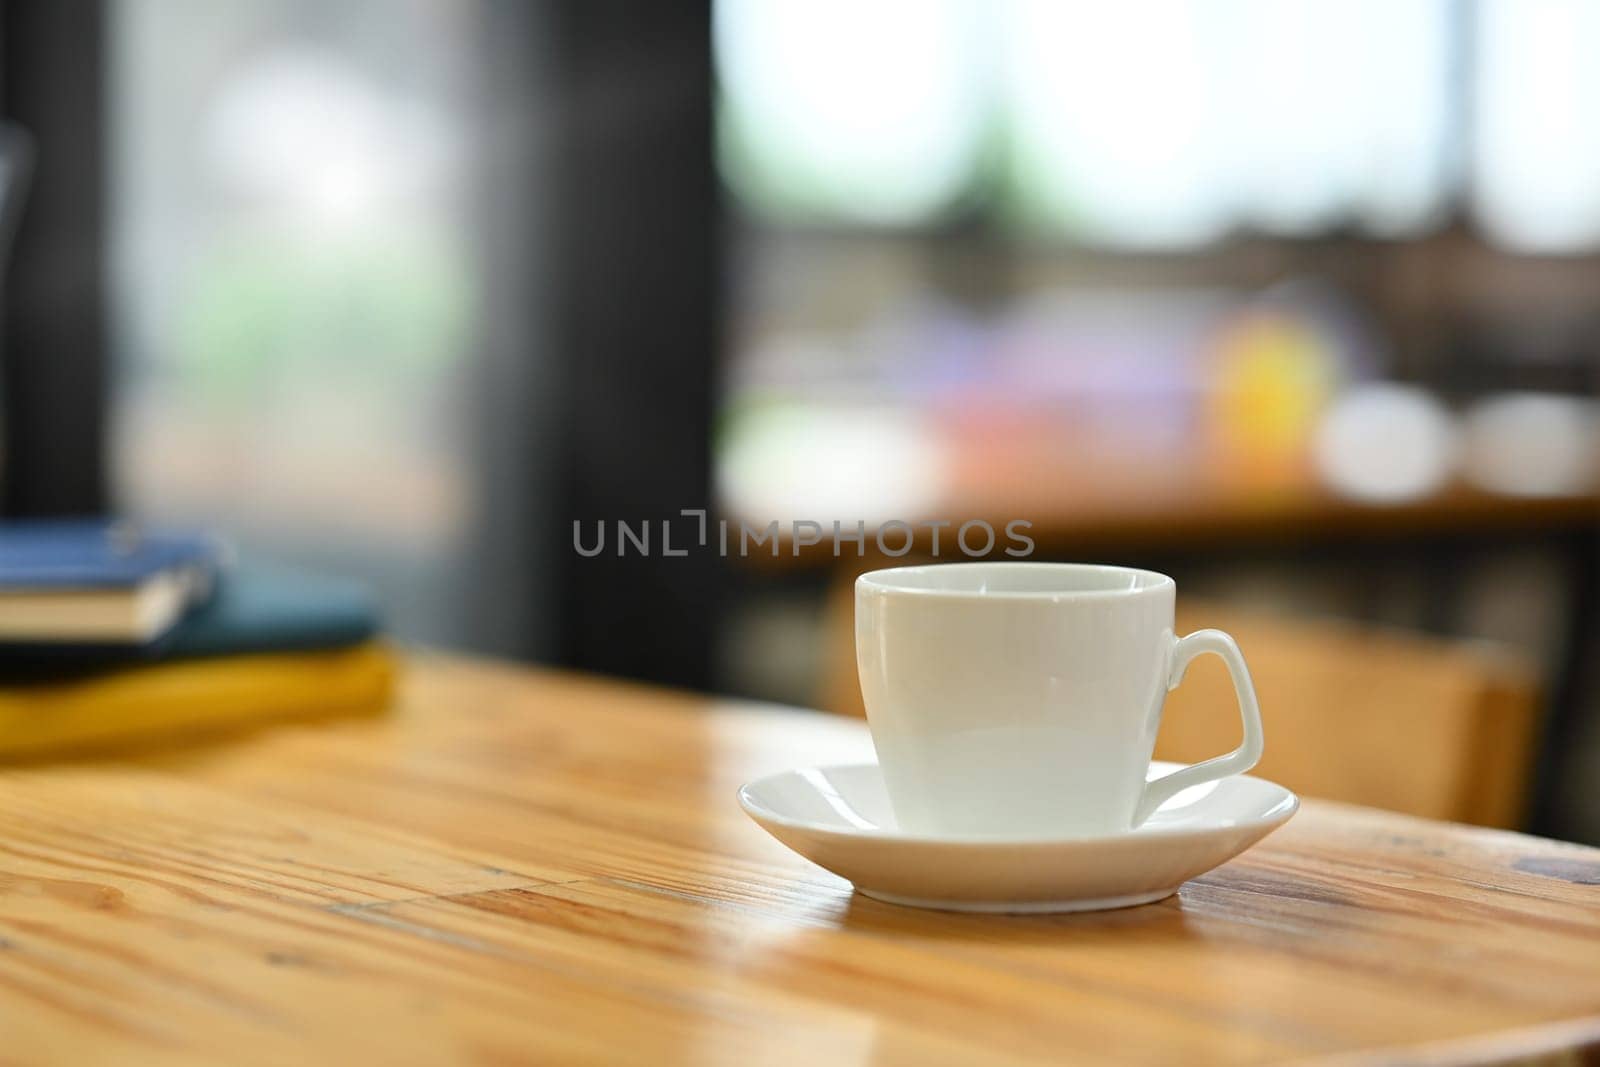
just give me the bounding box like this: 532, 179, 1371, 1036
1133, 629, 1264, 827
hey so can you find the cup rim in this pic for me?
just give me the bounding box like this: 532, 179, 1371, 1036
856, 561, 1174, 601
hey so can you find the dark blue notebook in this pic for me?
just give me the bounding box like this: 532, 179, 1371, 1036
159, 563, 380, 658
0, 521, 216, 588
0, 562, 381, 675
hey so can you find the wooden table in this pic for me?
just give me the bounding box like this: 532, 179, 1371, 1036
2, 655, 1599, 1065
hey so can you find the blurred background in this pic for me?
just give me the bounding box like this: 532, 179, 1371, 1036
2, 1, 1597, 840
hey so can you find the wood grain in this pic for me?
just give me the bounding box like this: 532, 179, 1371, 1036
0, 653, 1597, 1065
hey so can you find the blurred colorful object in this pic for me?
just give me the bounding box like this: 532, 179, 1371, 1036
717, 284, 1390, 521
1206, 308, 1342, 485
718, 398, 947, 524
1312, 384, 1458, 502
1461, 393, 1600, 497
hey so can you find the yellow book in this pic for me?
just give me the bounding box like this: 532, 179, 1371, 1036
0, 642, 396, 757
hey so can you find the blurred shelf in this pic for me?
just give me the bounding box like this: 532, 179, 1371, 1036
730, 471, 1600, 571
980, 482, 1599, 553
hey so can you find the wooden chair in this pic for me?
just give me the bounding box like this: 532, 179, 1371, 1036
820, 576, 1541, 829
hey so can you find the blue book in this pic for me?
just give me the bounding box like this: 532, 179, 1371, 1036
158, 563, 380, 658
0, 521, 217, 643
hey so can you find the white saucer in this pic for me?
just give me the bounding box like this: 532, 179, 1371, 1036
739, 761, 1298, 913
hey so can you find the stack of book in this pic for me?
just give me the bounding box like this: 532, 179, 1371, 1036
0, 521, 395, 757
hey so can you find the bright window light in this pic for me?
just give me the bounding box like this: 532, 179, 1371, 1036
1473, 0, 1600, 254
717, 0, 1461, 247
1002, 0, 1231, 248
715, 0, 987, 225
1224, 0, 1453, 237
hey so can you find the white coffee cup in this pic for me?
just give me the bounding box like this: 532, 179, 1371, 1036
856, 562, 1263, 838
